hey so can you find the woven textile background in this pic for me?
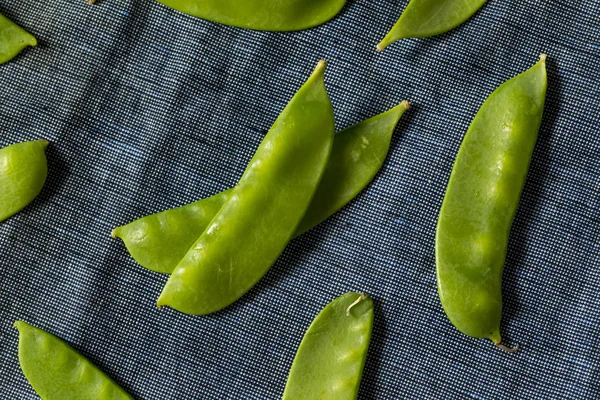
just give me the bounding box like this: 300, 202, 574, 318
0, 0, 598, 398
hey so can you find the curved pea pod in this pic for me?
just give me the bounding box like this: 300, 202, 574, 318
157, 61, 335, 315
156, 0, 346, 31
0, 140, 48, 222
436, 55, 547, 350
0, 13, 36, 64
112, 102, 409, 274
283, 293, 373, 399
15, 321, 133, 400
377, 0, 487, 51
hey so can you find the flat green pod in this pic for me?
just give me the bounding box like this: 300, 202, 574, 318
157, 61, 335, 315
283, 293, 374, 400
156, 0, 346, 31
112, 102, 409, 274
377, 0, 487, 51
15, 321, 133, 400
0, 140, 48, 222
436, 55, 547, 350
0, 13, 36, 64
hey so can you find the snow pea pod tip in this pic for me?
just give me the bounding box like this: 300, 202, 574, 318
0, 13, 37, 64
377, 0, 488, 51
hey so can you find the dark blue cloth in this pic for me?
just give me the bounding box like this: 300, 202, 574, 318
1, 1, 598, 398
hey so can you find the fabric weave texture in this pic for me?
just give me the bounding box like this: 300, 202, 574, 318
0, 1, 598, 399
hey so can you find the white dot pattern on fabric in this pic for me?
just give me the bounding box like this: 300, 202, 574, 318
0, 0, 599, 399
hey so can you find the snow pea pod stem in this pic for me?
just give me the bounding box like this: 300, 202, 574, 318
496, 343, 518, 352
282, 293, 374, 399
436, 55, 547, 350
157, 61, 335, 315
346, 293, 368, 316
112, 102, 408, 274
15, 321, 133, 400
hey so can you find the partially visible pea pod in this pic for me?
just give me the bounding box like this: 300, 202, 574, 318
0, 140, 48, 222
157, 61, 335, 315
436, 55, 547, 350
283, 293, 373, 399
377, 0, 487, 51
113, 189, 232, 274
15, 321, 133, 400
156, 0, 346, 31
112, 102, 409, 274
0, 13, 36, 64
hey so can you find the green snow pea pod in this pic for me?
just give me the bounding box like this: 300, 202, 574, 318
157, 61, 335, 315
112, 102, 409, 274
156, 0, 346, 31
0, 13, 36, 64
0, 140, 48, 222
436, 55, 547, 350
377, 0, 487, 51
283, 293, 373, 399
15, 321, 133, 400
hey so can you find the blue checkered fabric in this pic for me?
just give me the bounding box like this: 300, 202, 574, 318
0, 1, 598, 398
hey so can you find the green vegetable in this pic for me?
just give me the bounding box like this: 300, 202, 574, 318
436, 55, 547, 351
15, 321, 133, 400
283, 293, 373, 399
377, 0, 487, 51
156, 0, 346, 31
157, 61, 335, 315
112, 102, 409, 274
0, 140, 48, 222
0, 13, 36, 64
